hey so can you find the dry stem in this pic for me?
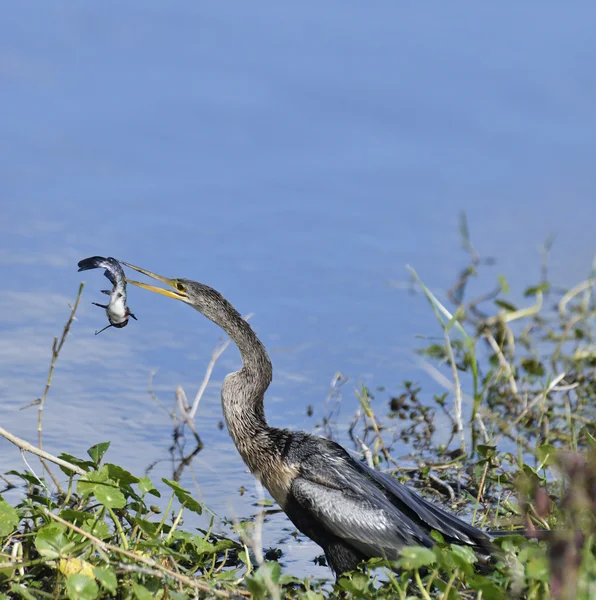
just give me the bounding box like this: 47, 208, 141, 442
35, 283, 85, 489
0, 427, 86, 476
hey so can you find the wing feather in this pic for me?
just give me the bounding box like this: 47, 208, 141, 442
288, 438, 491, 560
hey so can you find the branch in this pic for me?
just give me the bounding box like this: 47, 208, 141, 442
0, 427, 86, 476
36, 283, 85, 489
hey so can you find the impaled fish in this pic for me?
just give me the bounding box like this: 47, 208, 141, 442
77, 256, 138, 334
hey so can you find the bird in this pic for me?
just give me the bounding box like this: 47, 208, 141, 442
121, 260, 500, 576
77, 256, 138, 335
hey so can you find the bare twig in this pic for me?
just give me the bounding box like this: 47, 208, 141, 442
443, 330, 465, 451
356, 436, 375, 469
427, 472, 455, 503
355, 386, 395, 466
0, 427, 86, 476
34, 283, 84, 490
486, 291, 543, 325
233, 480, 281, 600
474, 413, 490, 444
558, 278, 596, 316
484, 329, 520, 402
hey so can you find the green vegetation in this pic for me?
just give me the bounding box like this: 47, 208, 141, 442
1, 224, 595, 599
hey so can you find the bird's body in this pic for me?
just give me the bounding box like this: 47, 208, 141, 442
122, 262, 497, 575
238, 427, 495, 573
78, 256, 137, 334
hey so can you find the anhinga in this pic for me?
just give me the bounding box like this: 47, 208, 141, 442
78, 256, 138, 334
122, 261, 499, 575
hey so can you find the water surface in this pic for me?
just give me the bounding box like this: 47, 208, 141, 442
1, 2, 595, 578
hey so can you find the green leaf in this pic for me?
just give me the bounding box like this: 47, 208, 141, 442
0, 500, 20, 536
93, 567, 117, 593
498, 275, 510, 294
87, 442, 110, 465
586, 431, 596, 453
94, 485, 126, 509
9, 584, 37, 600
105, 464, 138, 486
503, 499, 523, 515
245, 562, 282, 599
396, 545, 436, 569
520, 358, 545, 377
430, 530, 445, 544
5, 470, 44, 486
254, 498, 274, 507
526, 554, 549, 581
82, 518, 110, 539
449, 543, 477, 566
213, 538, 238, 553
66, 574, 98, 600
245, 576, 267, 599
34, 524, 70, 559
418, 344, 447, 360
258, 561, 281, 584
162, 478, 202, 515
77, 469, 109, 496
494, 299, 517, 311
468, 576, 506, 599
133, 517, 158, 537
536, 443, 557, 467
58, 509, 92, 525
524, 282, 549, 297
171, 531, 216, 554
132, 583, 154, 600
338, 572, 371, 593
138, 477, 160, 497
445, 306, 465, 334
57, 453, 95, 475
477, 444, 497, 459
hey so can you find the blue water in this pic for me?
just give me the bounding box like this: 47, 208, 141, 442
1, 2, 595, 578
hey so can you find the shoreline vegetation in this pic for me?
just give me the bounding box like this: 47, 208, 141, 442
1, 224, 595, 599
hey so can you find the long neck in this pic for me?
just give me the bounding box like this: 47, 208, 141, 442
192, 285, 273, 462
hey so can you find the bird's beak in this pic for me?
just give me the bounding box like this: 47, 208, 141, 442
121, 261, 187, 301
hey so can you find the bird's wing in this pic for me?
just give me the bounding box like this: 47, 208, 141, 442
289, 438, 492, 559
363, 466, 492, 548
290, 450, 435, 559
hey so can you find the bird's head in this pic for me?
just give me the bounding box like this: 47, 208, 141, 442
122, 261, 194, 303
122, 261, 225, 321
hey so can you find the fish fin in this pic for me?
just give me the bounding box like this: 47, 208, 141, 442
95, 323, 113, 335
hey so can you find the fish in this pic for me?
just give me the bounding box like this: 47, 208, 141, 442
77, 256, 138, 334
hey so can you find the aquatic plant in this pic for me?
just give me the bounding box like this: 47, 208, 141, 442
1, 223, 594, 598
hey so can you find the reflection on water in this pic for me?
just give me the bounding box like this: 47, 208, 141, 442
1, 2, 595, 578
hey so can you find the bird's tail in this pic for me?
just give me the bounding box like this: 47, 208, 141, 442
78, 256, 110, 272
488, 529, 579, 543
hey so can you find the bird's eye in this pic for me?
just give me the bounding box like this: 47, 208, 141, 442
175, 281, 186, 293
